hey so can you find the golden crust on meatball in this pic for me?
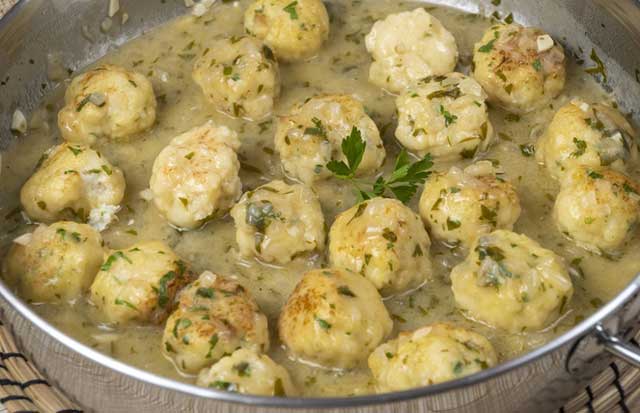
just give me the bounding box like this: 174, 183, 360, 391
230, 180, 325, 264
395, 73, 493, 160
193, 36, 280, 121
162, 271, 269, 375
473, 24, 566, 114
419, 161, 521, 248
368, 323, 497, 391
3, 222, 104, 303
244, 0, 329, 62
58, 64, 156, 144
450, 230, 573, 332
536, 100, 638, 180
20, 143, 125, 227
278, 268, 392, 369
90, 241, 192, 325
329, 197, 432, 295
365, 8, 458, 93
554, 166, 640, 254
149, 121, 241, 230
274, 94, 385, 184
196, 348, 297, 396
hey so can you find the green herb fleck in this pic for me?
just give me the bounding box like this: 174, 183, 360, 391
532, 59, 542, 72
439, 105, 458, 127
304, 117, 327, 138
205, 334, 219, 359
571, 138, 587, 158
115, 298, 138, 311
68, 146, 83, 156
588, 170, 604, 179
446, 217, 461, 230
233, 362, 251, 377
101, 251, 132, 271
519, 144, 535, 157
453, 361, 464, 375
337, 285, 356, 297
210, 381, 238, 392
585, 48, 607, 82
196, 287, 215, 299
283, 1, 298, 19
273, 378, 285, 396
173, 318, 192, 338
156, 270, 176, 308
315, 317, 331, 330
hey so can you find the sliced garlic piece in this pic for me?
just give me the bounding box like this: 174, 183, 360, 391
108, 0, 120, 17
13, 232, 33, 246
11, 109, 28, 134
536, 34, 554, 53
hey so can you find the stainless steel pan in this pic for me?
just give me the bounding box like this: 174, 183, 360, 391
2, 0, 640, 411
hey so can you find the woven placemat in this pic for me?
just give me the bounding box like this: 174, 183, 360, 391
0, 317, 638, 412
0, 0, 15, 17
0, 0, 639, 411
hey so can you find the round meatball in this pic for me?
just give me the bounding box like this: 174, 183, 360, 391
230, 180, 325, 264
149, 121, 241, 230
20, 143, 125, 227
2, 222, 104, 303
193, 36, 280, 121
58, 64, 156, 144
196, 348, 297, 396
368, 323, 497, 392
419, 161, 521, 248
279, 268, 392, 369
329, 198, 432, 296
554, 167, 640, 254
364, 8, 458, 94
90, 241, 192, 325
274, 94, 385, 184
395, 73, 493, 160
536, 100, 638, 180
472, 24, 566, 114
450, 230, 573, 333
244, 0, 329, 62
162, 271, 269, 374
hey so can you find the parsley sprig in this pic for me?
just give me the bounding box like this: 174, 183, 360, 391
326, 127, 433, 204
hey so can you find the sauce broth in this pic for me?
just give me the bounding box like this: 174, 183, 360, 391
1, 0, 639, 397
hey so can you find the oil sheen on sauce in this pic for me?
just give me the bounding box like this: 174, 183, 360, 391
1, 0, 639, 397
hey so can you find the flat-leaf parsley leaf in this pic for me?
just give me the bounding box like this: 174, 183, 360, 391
326, 127, 433, 204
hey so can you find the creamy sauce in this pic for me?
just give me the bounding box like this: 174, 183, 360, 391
1, 0, 639, 397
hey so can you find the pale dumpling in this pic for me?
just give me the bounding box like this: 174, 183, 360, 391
3, 222, 104, 303
536, 100, 638, 180
230, 180, 325, 264
450, 230, 573, 333
368, 323, 497, 392
395, 73, 493, 160
473, 24, 566, 114
20, 143, 125, 229
90, 241, 192, 325
244, 0, 329, 62
193, 36, 280, 121
365, 8, 458, 93
162, 271, 269, 374
196, 348, 297, 396
419, 161, 521, 248
329, 197, 432, 296
149, 121, 241, 230
278, 268, 392, 369
274, 95, 385, 184
554, 166, 640, 254
58, 64, 156, 144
